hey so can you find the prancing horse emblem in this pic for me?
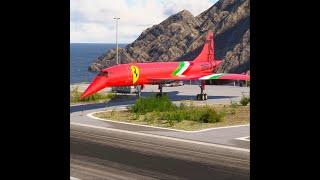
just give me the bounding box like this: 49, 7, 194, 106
130, 65, 139, 84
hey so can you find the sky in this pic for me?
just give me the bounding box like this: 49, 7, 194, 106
70, 0, 218, 43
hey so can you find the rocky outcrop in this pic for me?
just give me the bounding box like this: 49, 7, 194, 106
89, 0, 250, 74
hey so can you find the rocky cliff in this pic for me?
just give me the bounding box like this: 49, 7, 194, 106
89, 0, 250, 74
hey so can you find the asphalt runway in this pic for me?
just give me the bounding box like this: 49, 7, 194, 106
71, 124, 249, 180
70, 84, 250, 180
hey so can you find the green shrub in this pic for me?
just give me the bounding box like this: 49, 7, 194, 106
159, 106, 224, 123
160, 110, 185, 122
230, 99, 238, 108
132, 113, 140, 120
167, 119, 175, 127
130, 95, 177, 114
70, 86, 115, 103
198, 106, 223, 123
130, 95, 224, 124
229, 108, 236, 115
143, 115, 149, 121
179, 102, 187, 110
240, 96, 250, 106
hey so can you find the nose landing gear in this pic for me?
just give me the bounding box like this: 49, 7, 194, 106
136, 85, 142, 97
196, 80, 207, 101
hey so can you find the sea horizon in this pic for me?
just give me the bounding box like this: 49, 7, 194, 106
70, 43, 127, 84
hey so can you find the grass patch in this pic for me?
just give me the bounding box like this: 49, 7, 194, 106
240, 95, 250, 106
130, 95, 177, 114
230, 99, 239, 108
70, 86, 115, 103
129, 95, 224, 124
94, 95, 249, 131
159, 105, 223, 123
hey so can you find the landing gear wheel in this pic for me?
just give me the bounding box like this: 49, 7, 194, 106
201, 94, 205, 101
196, 94, 207, 101
196, 94, 206, 101
156, 93, 165, 98
197, 80, 207, 101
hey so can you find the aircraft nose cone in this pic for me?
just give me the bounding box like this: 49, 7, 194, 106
80, 76, 108, 99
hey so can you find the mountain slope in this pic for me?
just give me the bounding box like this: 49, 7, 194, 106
88, 0, 250, 74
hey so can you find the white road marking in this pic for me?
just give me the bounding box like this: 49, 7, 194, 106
70, 177, 81, 180
235, 136, 250, 142
71, 122, 250, 153
87, 111, 249, 133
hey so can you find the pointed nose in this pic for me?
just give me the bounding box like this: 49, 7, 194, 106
81, 76, 108, 99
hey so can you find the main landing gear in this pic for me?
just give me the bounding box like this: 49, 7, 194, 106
156, 84, 165, 97
196, 80, 208, 101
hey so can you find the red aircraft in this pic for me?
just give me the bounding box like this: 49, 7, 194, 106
81, 31, 249, 101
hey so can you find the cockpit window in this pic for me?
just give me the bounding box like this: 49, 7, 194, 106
98, 71, 108, 77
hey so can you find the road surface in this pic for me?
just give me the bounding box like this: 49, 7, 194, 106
70, 85, 250, 180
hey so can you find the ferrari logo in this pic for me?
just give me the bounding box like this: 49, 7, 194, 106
130, 65, 139, 84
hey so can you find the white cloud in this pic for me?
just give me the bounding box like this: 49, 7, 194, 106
70, 0, 217, 43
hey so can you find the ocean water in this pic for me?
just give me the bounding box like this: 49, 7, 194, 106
70, 43, 126, 84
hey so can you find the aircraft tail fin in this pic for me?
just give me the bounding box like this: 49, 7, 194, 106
192, 31, 216, 63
